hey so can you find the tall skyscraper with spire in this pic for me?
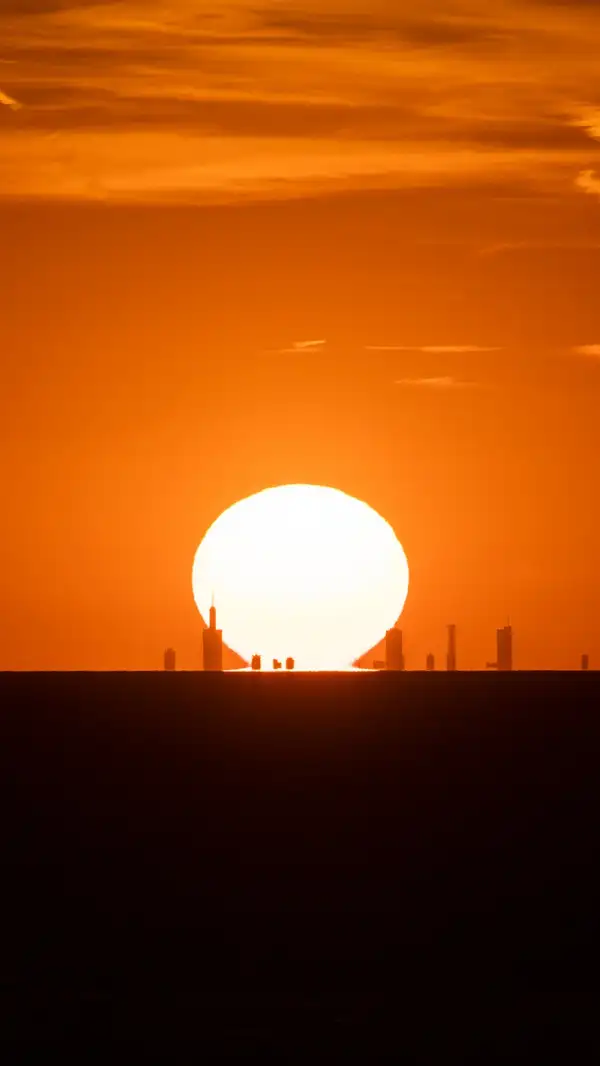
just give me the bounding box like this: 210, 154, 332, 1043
202, 600, 223, 671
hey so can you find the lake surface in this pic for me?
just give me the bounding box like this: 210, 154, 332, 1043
2, 671, 599, 1052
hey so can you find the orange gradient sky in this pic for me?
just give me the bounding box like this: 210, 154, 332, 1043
1, 1, 600, 669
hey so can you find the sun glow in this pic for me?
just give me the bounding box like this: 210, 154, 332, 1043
192, 484, 409, 670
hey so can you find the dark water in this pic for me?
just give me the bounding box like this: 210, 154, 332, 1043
2, 671, 599, 1053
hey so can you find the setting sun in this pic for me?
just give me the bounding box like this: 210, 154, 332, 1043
192, 485, 409, 670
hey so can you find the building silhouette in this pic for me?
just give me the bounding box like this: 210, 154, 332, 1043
164, 648, 176, 672
251, 654, 261, 671
447, 624, 457, 672
285, 657, 295, 671
487, 626, 513, 671
426, 653, 435, 672
581, 654, 589, 671
386, 628, 405, 671
202, 604, 223, 671
273, 659, 282, 671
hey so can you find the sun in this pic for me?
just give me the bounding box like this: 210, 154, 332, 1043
192, 484, 409, 670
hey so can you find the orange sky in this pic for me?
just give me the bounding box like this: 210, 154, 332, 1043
1, 2, 600, 670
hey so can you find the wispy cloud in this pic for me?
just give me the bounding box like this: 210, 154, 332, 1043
264, 338, 327, 354
575, 170, 600, 199
571, 105, 600, 142
369, 345, 501, 353
291, 339, 327, 350
574, 344, 600, 357
478, 238, 600, 256
0, 88, 21, 111
2, 1, 600, 201
393, 376, 477, 389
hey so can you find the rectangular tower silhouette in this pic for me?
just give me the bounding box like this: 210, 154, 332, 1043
202, 604, 223, 671
164, 648, 176, 672
386, 627, 405, 671
497, 625, 513, 672
581, 654, 589, 671
447, 624, 457, 672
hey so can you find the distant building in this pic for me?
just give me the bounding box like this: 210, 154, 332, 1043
273, 659, 282, 671
203, 604, 223, 671
164, 648, 176, 672
426, 653, 435, 672
487, 626, 513, 671
582, 654, 589, 671
285, 657, 295, 671
386, 628, 405, 671
251, 654, 262, 671
497, 626, 513, 671
447, 624, 457, 672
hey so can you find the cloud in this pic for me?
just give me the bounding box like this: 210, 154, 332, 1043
393, 376, 476, 388
477, 238, 600, 256
571, 106, 600, 142
3, 1, 600, 201
576, 169, 600, 199
257, 8, 503, 48
264, 338, 327, 354
574, 344, 600, 357
368, 344, 501, 353
0, 89, 21, 111
292, 339, 327, 349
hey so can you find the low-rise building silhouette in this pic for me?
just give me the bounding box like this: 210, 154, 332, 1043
581, 653, 589, 671
203, 604, 223, 671
285, 657, 295, 671
426, 653, 435, 671
251, 654, 262, 671
164, 648, 176, 672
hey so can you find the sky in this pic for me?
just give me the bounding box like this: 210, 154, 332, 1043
2, 0, 600, 669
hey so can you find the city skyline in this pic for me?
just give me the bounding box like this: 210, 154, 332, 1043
169, 611, 590, 672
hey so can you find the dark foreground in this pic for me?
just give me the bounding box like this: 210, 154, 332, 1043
2, 671, 599, 1054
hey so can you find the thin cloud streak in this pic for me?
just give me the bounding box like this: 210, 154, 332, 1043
574, 344, 600, 357
264, 339, 327, 354
393, 376, 478, 389
292, 339, 327, 350
369, 345, 501, 353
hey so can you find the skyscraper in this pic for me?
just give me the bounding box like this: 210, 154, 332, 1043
447, 624, 457, 672
386, 627, 405, 671
486, 625, 513, 671
164, 648, 176, 672
202, 604, 223, 671
497, 625, 513, 671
